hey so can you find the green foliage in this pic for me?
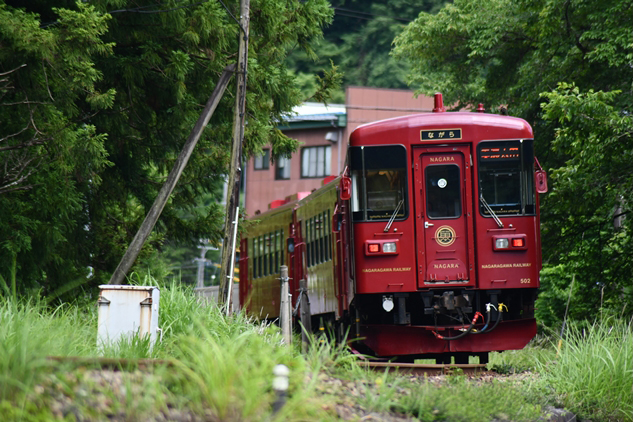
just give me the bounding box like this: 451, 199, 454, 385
392, 376, 542, 421
489, 335, 556, 373
1, 285, 631, 421
288, 0, 448, 100
0, 1, 115, 292
1, 0, 334, 297
0, 296, 97, 402
535, 318, 633, 421
537, 84, 633, 321
394, 0, 633, 116
395, 0, 633, 324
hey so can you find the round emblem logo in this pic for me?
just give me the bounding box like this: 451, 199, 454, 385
438, 178, 447, 188
435, 226, 456, 247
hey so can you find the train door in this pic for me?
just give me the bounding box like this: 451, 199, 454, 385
414, 146, 475, 287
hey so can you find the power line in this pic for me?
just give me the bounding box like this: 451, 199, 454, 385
41, 2, 413, 27
332, 7, 414, 23
41, 0, 223, 28
109, 0, 209, 15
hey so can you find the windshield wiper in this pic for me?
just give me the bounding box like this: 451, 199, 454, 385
384, 199, 404, 232
480, 194, 504, 228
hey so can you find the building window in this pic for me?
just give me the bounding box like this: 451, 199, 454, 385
301, 145, 331, 178
254, 149, 270, 170
275, 156, 291, 180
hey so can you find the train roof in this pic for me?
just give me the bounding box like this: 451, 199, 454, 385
247, 175, 341, 221
350, 111, 533, 147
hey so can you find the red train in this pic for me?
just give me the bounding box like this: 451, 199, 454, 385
239, 94, 547, 363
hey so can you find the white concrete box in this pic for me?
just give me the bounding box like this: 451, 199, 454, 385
97, 285, 160, 349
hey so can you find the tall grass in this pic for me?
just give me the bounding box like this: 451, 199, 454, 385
488, 334, 556, 373
0, 297, 98, 401
535, 317, 633, 421
156, 283, 334, 420
0, 283, 338, 420
4, 280, 630, 421
394, 376, 544, 421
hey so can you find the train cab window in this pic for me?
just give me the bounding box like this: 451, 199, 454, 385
349, 145, 408, 222
478, 140, 536, 216
426, 165, 462, 219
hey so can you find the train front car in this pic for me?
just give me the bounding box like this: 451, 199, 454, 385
348, 95, 543, 363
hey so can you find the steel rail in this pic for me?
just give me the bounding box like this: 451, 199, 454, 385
359, 361, 489, 376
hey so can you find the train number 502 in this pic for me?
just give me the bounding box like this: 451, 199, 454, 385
520, 278, 531, 284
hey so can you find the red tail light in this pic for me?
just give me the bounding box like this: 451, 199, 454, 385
512, 238, 525, 247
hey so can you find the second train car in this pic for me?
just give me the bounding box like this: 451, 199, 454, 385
239, 94, 547, 363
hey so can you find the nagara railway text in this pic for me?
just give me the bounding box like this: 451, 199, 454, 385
238, 93, 548, 364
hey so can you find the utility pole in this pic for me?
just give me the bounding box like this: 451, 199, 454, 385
195, 244, 217, 288
218, 0, 250, 309
108, 64, 235, 285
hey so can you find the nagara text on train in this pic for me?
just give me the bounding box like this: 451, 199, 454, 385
238, 93, 548, 364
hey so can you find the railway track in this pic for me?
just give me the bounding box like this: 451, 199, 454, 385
359, 361, 490, 376
48, 355, 488, 376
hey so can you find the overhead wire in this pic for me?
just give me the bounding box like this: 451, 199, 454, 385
108, 1, 209, 14
40, 2, 414, 27
332, 7, 414, 23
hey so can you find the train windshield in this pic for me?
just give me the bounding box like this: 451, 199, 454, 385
478, 140, 535, 216
349, 145, 408, 222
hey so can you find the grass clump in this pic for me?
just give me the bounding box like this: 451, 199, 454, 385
0, 297, 97, 401
488, 334, 555, 374
535, 317, 633, 421
394, 376, 543, 421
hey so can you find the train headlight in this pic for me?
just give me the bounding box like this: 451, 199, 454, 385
495, 238, 509, 249
382, 296, 394, 312
493, 234, 527, 251
382, 242, 397, 253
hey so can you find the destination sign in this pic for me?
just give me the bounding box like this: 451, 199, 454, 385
420, 129, 462, 141
479, 145, 520, 161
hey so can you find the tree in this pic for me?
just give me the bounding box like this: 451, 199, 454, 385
393, 0, 633, 323
537, 84, 633, 323
0, 0, 335, 297
0, 1, 115, 293
288, 0, 448, 102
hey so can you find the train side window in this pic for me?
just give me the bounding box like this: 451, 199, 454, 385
349, 145, 408, 222
277, 230, 284, 272
277, 229, 284, 269
268, 233, 274, 275
275, 230, 280, 270
304, 220, 311, 268
305, 219, 310, 267
256, 236, 262, 278
325, 210, 331, 261
267, 233, 271, 275
257, 235, 262, 277
248, 238, 257, 278
311, 217, 317, 265
317, 215, 324, 264
262, 234, 268, 276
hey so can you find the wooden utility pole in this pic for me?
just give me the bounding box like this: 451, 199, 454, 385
218, 0, 250, 309
108, 64, 236, 285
